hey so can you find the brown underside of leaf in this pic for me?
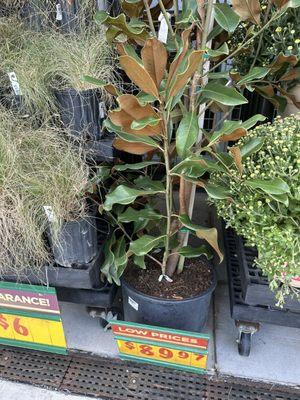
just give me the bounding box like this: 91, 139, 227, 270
119, 55, 159, 98
150, 0, 173, 20
220, 127, 247, 142
280, 68, 300, 82
169, 50, 204, 98
271, 0, 289, 7
269, 54, 298, 72
230, 146, 243, 175
109, 94, 161, 136
195, 228, 223, 263
232, 0, 261, 25
121, 0, 145, 18
113, 138, 156, 154
167, 27, 193, 87
141, 38, 168, 89
104, 84, 120, 97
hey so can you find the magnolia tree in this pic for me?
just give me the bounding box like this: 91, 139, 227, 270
84, 0, 300, 285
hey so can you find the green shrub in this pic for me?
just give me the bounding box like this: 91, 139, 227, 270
210, 116, 300, 304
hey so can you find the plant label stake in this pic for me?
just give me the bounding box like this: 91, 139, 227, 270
0, 282, 67, 354
8, 72, 22, 96
158, 12, 170, 44
56, 4, 63, 21
111, 321, 210, 374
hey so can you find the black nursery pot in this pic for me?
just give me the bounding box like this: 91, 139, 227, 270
55, 88, 102, 140
50, 216, 98, 268
121, 266, 217, 332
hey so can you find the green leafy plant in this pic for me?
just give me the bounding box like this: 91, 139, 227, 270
86, 0, 300, 286
210, 115, 299, 304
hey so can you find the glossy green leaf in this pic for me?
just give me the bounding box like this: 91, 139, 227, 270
238, 67, 269, 85
133, 255, 146, 269
131, 116, 161, 130
81, 76, 106, 86
118, 206, 162, 222
136, 92, 157, 105
176, 112, 199, 158
201, 83, 248, 106
240, 137, 265, 158
204, 184, 231, 199
179, 215, 223, 262
104, 120, 160, 148
103, 185, 162, 211
178, 245, 213, 259
134, 176, 165, 191
129, 235, 165, 256
245, 178, 290, 195
172, 156, 225, 177
114, 236, 128, 278
214, 4, 240, 33
114, 161, 160, 171
269, 193, 289, 206
241, 114, 266, 129
206, 43, 229, 58
101, 233, 120, 285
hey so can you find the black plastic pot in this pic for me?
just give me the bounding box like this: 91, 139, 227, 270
55, 88, 103, 140
49, 216, 98, 268
20, 1, 54, 31
121, 264, 217, 332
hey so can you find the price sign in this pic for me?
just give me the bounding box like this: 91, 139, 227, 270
0, 281, 66, 354
111, 321, 209, 374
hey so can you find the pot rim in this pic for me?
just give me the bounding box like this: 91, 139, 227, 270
122, 262, 217, 303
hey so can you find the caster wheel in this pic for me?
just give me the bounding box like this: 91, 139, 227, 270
238, 332, 252, 357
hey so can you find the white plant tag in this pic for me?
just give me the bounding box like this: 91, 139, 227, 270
158, 274, 173, 282
99, 101, 106, 119
128, 296, 139, 311
158, 12, 169, 44
43, 206, 57, 223
56, 4, 63, 21
8, 72, 22, 96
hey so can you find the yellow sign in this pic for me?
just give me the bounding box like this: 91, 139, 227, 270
0, 313, 66, 348
0, 282, 67, 354
111, 321, 209, 374
117, 339, 207, 369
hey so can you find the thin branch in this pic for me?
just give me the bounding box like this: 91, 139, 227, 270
250, 2, 271, 69
144, 0, 157, 37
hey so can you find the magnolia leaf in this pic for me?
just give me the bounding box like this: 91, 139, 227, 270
208, 71, 230, 79
113, 236, 128, 278
238, 67, 269, 85
210, 120, 245, 144
253, 85, 288, 112
136, 92, 157, 105
109, 94, 161, 136
119, 55, 159, 98
131, 116, 161, 130
203, 183, 231, 199
172, 156, 225, 177
242, 114, 266, 129
245, 178, 290, 195
214, 4, 240, 33
230, 146, 243, 174
206, 43, 229, 58
141, 38, 168, 89
114, 161, 160, 171
118, 207, 162, 222
133, 255, 146, 269
201, 83, 248, 106
240, 137, 265, 158
121, 0, 145, 18
179, 215, 223, 262
167, 28, 192, 87
101, 233, 119, 285
103, 185, 163, 211
134, 176, 165, 191
231, 0, 261, 25
104, 119, 160, 148
272, 0, 300, 7
113, 139, 156, 154
94, 166, 111, 182
176, 112, 199, 158
95, 12, 149, 44
81, 76, 121, 96
280, 67, 300, 81
168, 50, 204, 98
129, 235, 165, 256
116, 42, 142, 62
177, 245, 213, 259
269, 53, 298, 72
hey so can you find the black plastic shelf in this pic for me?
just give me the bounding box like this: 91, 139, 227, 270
224, 227, 300, 328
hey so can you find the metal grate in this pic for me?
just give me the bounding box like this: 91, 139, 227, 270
0, 347, 299, 399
